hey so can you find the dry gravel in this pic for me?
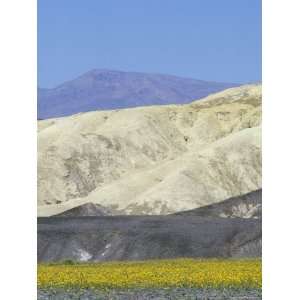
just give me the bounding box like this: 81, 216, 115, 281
38, 288, 262, 300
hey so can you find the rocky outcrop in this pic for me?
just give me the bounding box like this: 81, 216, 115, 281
175, 189, 262, 218
53, 203, 112, 217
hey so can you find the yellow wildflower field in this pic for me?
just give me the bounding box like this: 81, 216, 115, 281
38, 258, 261, 290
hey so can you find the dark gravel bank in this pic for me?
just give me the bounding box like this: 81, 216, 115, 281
38, 288, 262, 300
38, 215, 261, 262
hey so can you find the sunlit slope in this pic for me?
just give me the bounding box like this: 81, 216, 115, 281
38, 84, 261, 216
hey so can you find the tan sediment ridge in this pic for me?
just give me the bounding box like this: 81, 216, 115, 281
38, 84, 261, 216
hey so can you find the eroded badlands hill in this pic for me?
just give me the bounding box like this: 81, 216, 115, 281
175, 189, 262, 219
38, 84, 261, 216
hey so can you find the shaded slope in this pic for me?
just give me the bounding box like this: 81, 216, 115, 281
38, 216, 261, 262
53, 203, 112, 217
38, 69, 239, 119
175, 189, 262, 218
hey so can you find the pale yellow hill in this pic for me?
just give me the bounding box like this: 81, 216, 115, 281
38, 84, 261, 216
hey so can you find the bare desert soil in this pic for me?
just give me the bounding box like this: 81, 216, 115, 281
38, 287, 262, 300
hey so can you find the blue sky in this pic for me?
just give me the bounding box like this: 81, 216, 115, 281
38, 0, 261, 88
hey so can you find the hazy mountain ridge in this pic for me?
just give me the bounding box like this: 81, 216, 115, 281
38, 84, 261, 216
38, 69, 239, 119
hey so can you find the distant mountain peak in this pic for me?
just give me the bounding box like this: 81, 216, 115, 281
38, 69, 240, 119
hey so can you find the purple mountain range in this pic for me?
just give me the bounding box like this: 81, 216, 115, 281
38, 69, 240, 119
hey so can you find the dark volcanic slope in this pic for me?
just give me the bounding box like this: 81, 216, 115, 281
38, 69, 239, 119
53, 203, 111, 217
175, 189, 262, 218
38, 216, 261, 262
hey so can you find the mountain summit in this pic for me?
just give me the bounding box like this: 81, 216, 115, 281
38, 69, 239, 119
